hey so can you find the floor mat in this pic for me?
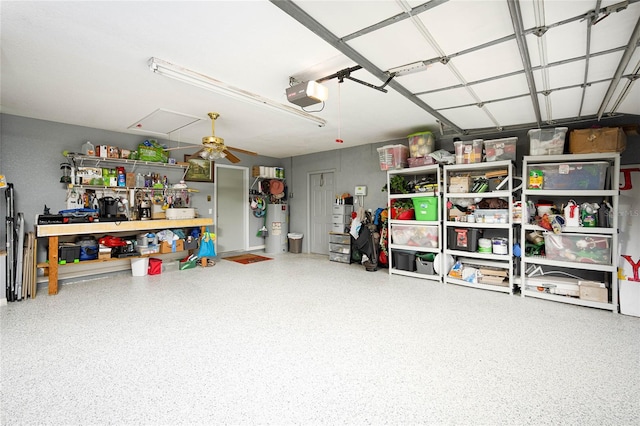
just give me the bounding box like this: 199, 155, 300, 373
224, 254, 273, 264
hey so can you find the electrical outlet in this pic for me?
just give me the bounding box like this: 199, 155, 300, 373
207, 195, 211, 202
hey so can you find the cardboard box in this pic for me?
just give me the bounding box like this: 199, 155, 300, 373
76, 167, 103, 185
137, 144, 168, 163
159, 239, 185, 253
619, 280, 640, 317
98, 251, 112, 260
449, 176, 471, 193
125, 173, 135, 187
569, 127, 626, 154
107, 146, 120, 158
479, 268, 508, 286
578, 280, 608, 303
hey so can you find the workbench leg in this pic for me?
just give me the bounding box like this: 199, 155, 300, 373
199, 225, 210, 267
48, 236, 59, 295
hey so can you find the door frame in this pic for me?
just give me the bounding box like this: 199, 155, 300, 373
214, 163, 249, 253
306, 168, 336, 255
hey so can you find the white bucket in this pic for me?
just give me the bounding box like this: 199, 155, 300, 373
131, 257, 149, 276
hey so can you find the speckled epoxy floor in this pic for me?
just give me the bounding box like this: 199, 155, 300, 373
1, 253, 639, 425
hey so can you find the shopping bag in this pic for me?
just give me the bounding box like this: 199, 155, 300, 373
198, 229, 216, 258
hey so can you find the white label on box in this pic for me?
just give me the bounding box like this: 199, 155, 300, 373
559, 164, 570, 174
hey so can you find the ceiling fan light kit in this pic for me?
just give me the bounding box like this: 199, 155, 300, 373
148, 57, 327, 127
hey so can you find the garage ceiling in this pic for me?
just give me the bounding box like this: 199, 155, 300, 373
1, 1, 639, 160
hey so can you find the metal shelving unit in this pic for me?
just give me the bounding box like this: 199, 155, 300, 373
386, 164, 442, 281
443, 160, 515, 294
520, 153, 620, 311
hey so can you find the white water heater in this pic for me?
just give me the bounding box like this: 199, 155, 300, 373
265, 204, 288, 254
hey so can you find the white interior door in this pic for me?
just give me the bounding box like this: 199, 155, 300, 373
308, 171, 335, 254
215, 165, 248, 253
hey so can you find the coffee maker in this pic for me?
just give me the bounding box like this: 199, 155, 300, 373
138, 199, 151, 221
98, 196, 119, 218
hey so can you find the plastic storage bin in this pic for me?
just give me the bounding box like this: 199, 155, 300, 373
329, 252, 350, 263
415, 253, 436, 275
390, 224, 439, 247
447, 228, 483, 252
528, 161, 608, 190
483, 137, 517, 162
528, 127, 568, 155
544, 232, 611, 265
329, 242, 349, 254
377, 144, 409, 170
392, 250, 416, 272
473, 209, 509, 224
454, 140, 483, 164
58, 243, 80, 264
407, 131, 435, 158
408, 156, 435, 168
329, 233, 350, 244
412, 196, 439, 221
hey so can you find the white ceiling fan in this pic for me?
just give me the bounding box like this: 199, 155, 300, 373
164, 112, 257, 163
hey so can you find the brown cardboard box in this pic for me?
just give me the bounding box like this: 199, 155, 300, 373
569, 127, 626, 154
579, 280, 608, 303
449, 176, 471, 193
159, 239, 185, 254
107, 146, 120, 158
98, 251, 111, 260
125, 173, 135, 187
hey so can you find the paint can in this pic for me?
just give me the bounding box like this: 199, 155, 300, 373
492, 238, 509, 255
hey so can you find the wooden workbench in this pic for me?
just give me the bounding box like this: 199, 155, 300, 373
36, 218, 214, 295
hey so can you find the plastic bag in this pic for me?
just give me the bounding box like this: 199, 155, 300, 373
198, 229, 216, 258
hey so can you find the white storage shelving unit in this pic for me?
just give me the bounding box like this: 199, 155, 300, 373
443, 160, 515, 294
386, 164, 442, 281
520, 153, 620, 311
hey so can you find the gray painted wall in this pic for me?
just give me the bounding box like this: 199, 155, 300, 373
0, 114, 285, 258
2, 113, 638, 258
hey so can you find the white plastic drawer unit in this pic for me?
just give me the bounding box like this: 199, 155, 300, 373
332, 214, 351, 224
329, 252, 350, 263
329, 233, 350, 244
329, 243, 350, 254
332, 204, 353, 214
331, 223, 346, 233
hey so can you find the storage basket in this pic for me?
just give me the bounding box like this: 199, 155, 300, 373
412, 196, 439, 221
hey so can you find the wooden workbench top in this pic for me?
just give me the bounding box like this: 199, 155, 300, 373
36, 218, 214, 237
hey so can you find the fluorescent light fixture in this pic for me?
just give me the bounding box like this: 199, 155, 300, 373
149, 57, 326, 127
286, 81, 328, 107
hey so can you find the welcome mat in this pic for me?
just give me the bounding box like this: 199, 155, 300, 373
224, 254, 273, 265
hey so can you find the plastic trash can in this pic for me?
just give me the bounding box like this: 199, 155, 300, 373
288, 233, 303, 253
131, 257, 149, 276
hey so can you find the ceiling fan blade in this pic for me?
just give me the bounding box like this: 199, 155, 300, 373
223, 150, 241, 163
187, 147, 205, 158
227, 146, 258, 156
163, 145, 200, 152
